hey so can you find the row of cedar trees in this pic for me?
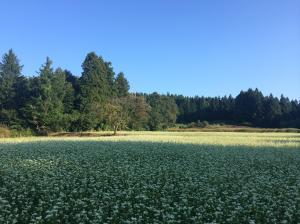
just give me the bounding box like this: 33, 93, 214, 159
0, 50, 299, 135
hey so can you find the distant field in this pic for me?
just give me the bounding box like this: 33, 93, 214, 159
167, 124, 300, 133
0, 132, 299, 223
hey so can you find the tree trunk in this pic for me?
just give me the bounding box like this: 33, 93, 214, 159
113, 125, 117, 135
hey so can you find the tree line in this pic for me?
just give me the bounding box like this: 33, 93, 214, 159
172, 89, 300, 128
0, 49, 299, 135
0, 50, 178, 134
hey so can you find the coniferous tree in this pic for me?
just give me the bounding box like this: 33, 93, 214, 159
104, 62, 117, 96
115, 72, 129, 97
0, 49, 25, 127
235, 88, 264, 125
78, 52, 117, 130
262, 94, 282, 127
23, 58, 53, 133
23, 58, 68, 133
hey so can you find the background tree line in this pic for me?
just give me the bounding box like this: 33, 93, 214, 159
172, 88, 300, 128
0, 50, 299, 135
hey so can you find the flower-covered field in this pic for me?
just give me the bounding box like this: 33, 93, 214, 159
0, 132, 299, 223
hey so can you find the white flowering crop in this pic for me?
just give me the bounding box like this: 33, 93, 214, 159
0, 132, 299, 223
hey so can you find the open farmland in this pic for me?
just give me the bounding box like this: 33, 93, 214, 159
0, 132, 300, 223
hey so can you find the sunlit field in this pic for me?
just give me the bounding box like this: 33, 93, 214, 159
0, 132, 300, 223
1, 131, 300, 148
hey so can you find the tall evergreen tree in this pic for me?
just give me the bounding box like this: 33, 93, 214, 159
115, 72, 129, 97
80, 52, 113, 106
0, 49, 24, 127
104, 62, 116, 96
235, 88, 264, 124
78, 52, 116, 130
279, 95, 292, 116
262, 94, 282, 127
23, 58, 68, 133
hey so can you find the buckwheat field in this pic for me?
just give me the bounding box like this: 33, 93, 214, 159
0, 132, 300, 223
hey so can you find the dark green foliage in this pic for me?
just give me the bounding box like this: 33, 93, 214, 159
0, 49, 299, 132
22, 59, 72, 134
115, 72, 130, 97
172, 89, 300, 128
80, 52, 114, 104
235, 88, 264, 124
77, 52, 117, 130
174, 95, 235, 123
261, 94, 282, 127
0, 49, 25, 127
146, 93, 178, 130
0, 50, 23, 108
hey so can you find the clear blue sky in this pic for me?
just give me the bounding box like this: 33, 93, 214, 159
1, 0, 299, 99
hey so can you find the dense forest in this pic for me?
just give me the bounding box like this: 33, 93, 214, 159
0, 49, 299, 135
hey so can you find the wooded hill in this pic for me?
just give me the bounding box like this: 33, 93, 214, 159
0, 50, 299, 134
